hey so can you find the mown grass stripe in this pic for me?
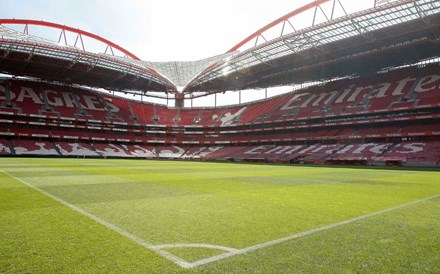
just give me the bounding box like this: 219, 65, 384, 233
1, 163, 438, 270
187, 193, 440, 268
0, 170, 192, 268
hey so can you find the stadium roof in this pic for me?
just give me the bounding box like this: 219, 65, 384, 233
0, 0, 439, 97
185, 0, 440, 93
141, 53, 233, 89
0, 20, 176, 92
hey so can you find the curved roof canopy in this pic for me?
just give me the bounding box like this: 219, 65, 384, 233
0, 0, 439, 97
141, 53, 233, 89
0, 20, 176, 92
185, 0, 440, 93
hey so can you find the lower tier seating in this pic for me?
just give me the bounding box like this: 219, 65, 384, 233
0, 139, 12, 155
12, 140, 59, 156
120, 144, 157, 158
157, 146, 188, 158
56, 142, 100, 157
2, 139, 439, 166
382, 142, 440, 164
90, 143, 132, 157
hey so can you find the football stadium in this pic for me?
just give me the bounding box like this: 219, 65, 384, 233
1, 0, 440, 272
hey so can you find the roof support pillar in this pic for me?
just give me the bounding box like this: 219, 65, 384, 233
4, 80, 11, 103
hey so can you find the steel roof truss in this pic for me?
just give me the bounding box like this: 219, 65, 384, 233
188, 0, 440, 91
412, 1, 431, 24
348, 16, 373, 40
283, 32, 324, 57
280, 20, 297, 36
251, 50, 275, 67
73, 34, 86, 51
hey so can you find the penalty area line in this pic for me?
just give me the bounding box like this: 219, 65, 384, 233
0, 170, 192, 269
186, 193, 440, 268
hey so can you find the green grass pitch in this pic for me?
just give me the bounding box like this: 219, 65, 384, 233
1, 157, 439, 273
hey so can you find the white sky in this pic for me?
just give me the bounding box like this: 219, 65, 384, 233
0, 0, 378, 106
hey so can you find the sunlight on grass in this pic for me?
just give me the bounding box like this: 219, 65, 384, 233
0, 158, 439, 273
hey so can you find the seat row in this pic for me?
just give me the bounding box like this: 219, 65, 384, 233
1, 139, 439, 166
1, 64, 439, 127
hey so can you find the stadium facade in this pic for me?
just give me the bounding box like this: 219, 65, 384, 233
0, 0, 439, 166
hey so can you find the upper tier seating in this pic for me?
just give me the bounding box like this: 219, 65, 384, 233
99, 94, 135, 123
413, 65, 440, 107
0, 80, 138, 123
176, 64, 440, 126
154, 105, 178, 125
175, 108, 202, 126
130, 101, 155, 124
2, 64, 439, 127
6, 81, 46, 115
367, 67, 419, 112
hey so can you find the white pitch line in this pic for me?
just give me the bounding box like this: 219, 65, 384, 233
0, 170, 192, 269
186, 193, 440, 268
152, 243, 239, 253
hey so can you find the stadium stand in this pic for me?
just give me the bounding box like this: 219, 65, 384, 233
181, 146, 223, 159
91, 143, 132, 158
1, 1, 439, 167
56, 142, 100, 157
381, 141, 440, 166
0, 139, 12, 155
1, 63, 439, 166
157, 146, 187, 158
121, 144, 157, 158
12, 140, 59, 156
